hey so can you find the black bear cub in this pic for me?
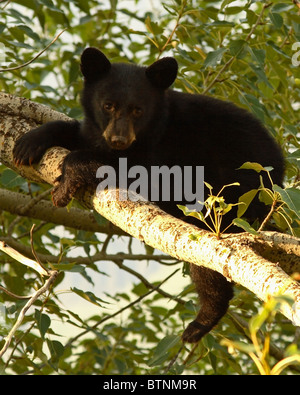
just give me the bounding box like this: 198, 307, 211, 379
13, 47, 284, 343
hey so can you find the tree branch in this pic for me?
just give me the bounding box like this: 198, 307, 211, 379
0, 188, 124, 235
0, 92, 300, 328
0, 29, 67, 73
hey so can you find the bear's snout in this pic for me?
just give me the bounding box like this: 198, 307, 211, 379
109, 135, 131, 150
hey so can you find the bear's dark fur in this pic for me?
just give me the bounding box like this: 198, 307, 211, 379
13, 48, 284, 343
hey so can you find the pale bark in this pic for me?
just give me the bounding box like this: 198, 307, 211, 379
0, 92, 300, 326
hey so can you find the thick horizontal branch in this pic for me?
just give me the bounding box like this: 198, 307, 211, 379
0, 188, 124, 235
1, 92, 300, 327
94, 189, 300, 326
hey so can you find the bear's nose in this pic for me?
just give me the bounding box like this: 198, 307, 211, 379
110, 135, 129, 150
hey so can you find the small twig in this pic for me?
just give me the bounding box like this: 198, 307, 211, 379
0, 0, 12, 9
112, 259, 185, 304
258, 199, 277, 232
0, 29, 67, 73
0, 234, 181, 265
0, 285, 31, 300
203, 3, 271, 94
0, 270, 58, 359
30, 224, 49, 275
182, 342, 199, 365
65, 269, 180, 349
244, 3, 272, 42
157, 0, 187, 58
163, 344, 185, 374
101, 233, 113, 254
16, 221, 47, 240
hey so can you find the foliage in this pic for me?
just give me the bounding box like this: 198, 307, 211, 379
0, 0, 299, 375
222, 294, 300, 375
179, 181, 242, 239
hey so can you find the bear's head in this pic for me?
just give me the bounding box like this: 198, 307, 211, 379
80, 47, 178, 150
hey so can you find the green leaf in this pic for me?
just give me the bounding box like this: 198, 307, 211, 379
269, 12, 283, 29
204, 181, 213, 191
272, 211, 290, 230
286, 148, 300, 162
37, 0, 64, 13
272, 3, 294, 13
71, 287, 107, 307
177, 205, 204, 221
47, 339, 65, 361
232, 218, 259, 235
221, 0, 238, 10
249, 63, 273, 89
50, 263, 78, 271
238, 189, 258, 217
145, 15, 163, 36
239, 94, 266, 121
148, 335, 181, 367
259, 189, 274, 206
224, 6, 245, 15
208, 21, 235, 28
203, 48, 227, 68
221, 182, 240, 189
273, 186, 300, 219
221, 339, 256, 354
238, 162, 267, 173
229, 39, 247, 57
16, 25, 40, 41
249, 309, 269, 333
250, 48, 265, 67
0, 168, 26, 188
35, 310, 51, 339
246, 9, 257, 25
132, 282, 149, 296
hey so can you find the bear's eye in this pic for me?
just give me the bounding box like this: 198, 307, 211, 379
132, 107, 143, 118
103, 102, 114, 112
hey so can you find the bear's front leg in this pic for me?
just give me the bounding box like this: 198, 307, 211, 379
13, 120, 81, 166
51, 150, 102, 207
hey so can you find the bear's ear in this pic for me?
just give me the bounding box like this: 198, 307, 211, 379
145, 57, 178, 90
80, 47, 111, 81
